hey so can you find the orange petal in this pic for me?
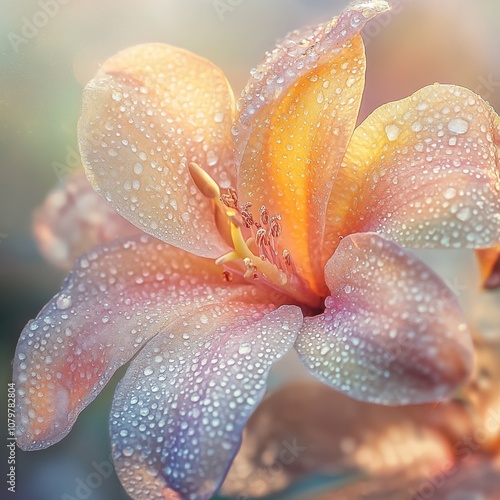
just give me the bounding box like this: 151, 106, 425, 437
235, 2, 391, 295
323, 84, 500, 265
476, 247, 500, 289
33, 169, 139, 269
78, 43, 236, 258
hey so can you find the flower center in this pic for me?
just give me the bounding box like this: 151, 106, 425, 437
188, 162, 321, 308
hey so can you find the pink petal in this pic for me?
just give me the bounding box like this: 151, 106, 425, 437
33, 169, 139, 269
234, 1, 390, 295
323, 84, 500, 265
78, 43, 236, 258
110, 304, 302, 500
14, 235, 275, 451
295, 233, 473, 405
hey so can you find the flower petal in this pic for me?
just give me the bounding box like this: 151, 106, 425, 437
323, 84, 500, 264
235, 1, 390, 294
14, 235, 273, 451
477, 247, 500, 289
78, 43, 236, 258
325, 457, 500, 500
110, 304, 301, 500
223, 381, 466, 499
295, 233, 473, 405
33, 169, 139, 269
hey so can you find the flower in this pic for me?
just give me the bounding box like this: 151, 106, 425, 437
14, 1, 500, 498
33, 169, 138, 269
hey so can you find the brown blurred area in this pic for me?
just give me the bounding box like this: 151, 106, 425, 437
1, 1, 500, 498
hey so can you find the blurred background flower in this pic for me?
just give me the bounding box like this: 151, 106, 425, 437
1, 0, 500, 498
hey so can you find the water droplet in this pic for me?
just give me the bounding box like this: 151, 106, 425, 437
56, 294, 72, 310
448, 118, 469, 135
456, 207, 472, 222
238, 343, 252, 355
443, 188, 457, 200
385, 124, 402, 142
214, 112, 225, 123
411, 121, 423, 132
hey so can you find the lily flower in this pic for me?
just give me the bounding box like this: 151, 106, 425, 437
14, 1, 500, 498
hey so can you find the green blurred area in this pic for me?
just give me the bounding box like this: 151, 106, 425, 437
1, 0, 499, 498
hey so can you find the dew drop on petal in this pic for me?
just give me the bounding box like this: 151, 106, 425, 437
443, 187, 457, 200
456, 207, 472, 222
385, 124, 402, 142
238, 343, 252, 355
56, 294, 72, 310
448, 118, 469, 135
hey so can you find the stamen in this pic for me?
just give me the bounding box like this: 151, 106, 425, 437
243, 258, 257, 279
240, 202, 254, 228
270, 215, 283, 238
282, 249, 291, 266
255, 228, 269, 247
220, 188, 238, 209
186, 161, 320, 307
260, 206, 270, 226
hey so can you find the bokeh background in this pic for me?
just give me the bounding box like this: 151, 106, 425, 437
1, 0, 500, 498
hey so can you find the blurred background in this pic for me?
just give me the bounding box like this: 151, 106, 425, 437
1, 0, 500, 498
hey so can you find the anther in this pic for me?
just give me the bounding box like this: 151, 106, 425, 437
243, 258, 257, 279
220, 188, 239, 209
270, 216, 282, 238
241, 202, 254, 228
282, 249, 292, 266
260, 206, 270, 226
255, 228, 268, 247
